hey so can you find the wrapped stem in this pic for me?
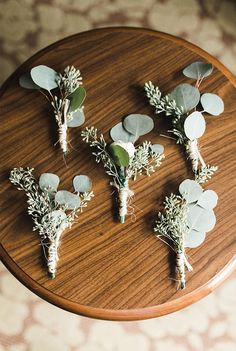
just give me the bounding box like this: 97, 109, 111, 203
118, 182, 134, 223
58, 123, 68, 154
186, 139, 206, 173
176, 250, 193, 289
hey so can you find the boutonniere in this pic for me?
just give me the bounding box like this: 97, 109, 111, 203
19, 65, 86, 154
144, 61, 224, 183
82, 114, 164, 223
9, 168, 94, 278
154, 178, 218, 289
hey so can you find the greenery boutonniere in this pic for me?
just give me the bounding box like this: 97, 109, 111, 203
9, 168, 94, 278
82, 114, 164, 223
19, 65, 86, 155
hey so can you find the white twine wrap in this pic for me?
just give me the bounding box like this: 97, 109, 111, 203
119, 186, 134, 219
176, 251, 193, 289
187, 139, 206, 173
47, 222, 68, 278
58, 123, 68, 154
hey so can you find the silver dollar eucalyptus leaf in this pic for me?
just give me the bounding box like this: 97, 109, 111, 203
49, 210, 67, 222
19, 73, 40, 89
67, 109, 85, 128
185, 229, 206, 248
150, 144, 164, 154
184, 111, 206, 140
73, 175, 92, 193
169, 83, 200, 114
183, 61, 213, 80
110, 122, 136, 143
201, 93, 224, 116
187, 204, 216, 232
55, 190, 81, 210
30, 65, 58, 91
123, 114, 154, 140
197, 190, 218, 210
179, 179, 203, 203
39, 173, 60, 192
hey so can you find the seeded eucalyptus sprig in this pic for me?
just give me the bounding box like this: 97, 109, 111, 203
154, 178, 218, 289
82, 114, 164, 223
9, 167, 94, 278
19, 65, 86, 154
144, 61, 224, 181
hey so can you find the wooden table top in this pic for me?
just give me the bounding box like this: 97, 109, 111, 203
1, 27, 236, 321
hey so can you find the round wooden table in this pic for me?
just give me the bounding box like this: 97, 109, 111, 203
1, 28, 236, 321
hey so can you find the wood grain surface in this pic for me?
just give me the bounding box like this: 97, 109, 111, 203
0, 28, 236, 321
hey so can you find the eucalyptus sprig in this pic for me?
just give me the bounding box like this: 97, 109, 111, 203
9, 168, 94, 278
19, 65, 86, 154
154, 178, 218, 289
82, 114, 164, 223
144, 61, 224, 181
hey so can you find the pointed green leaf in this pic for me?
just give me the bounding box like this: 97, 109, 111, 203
123, 114, 154, 140
201, 93, 224, 116
179, 179, 203, 203
184, 111, 206, 140
30, 65, 58, 91
67, 109, 85, 127
19, 73, 40, 89
197, 190, 218, 210
39, 173, 60, 192
55, 190, 81, 210
109, 144, 130, 167
183, 61, 213, 80
110, 122, 136, 143
73, 175, 92, 193
185, 229, 206, 248
169, 83, 200, 114
68, 86, 86, 112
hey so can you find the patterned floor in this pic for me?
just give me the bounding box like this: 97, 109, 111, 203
0, 0, 236, 350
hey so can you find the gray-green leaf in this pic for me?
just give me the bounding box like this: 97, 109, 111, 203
150, 144, 164, 154
123, 114, 154, 140
30, 65, 58, 91
55, 190, 81, 210
179, 179, 203, 203
67, 109, 85, 127
73, 175, 92, 193
50, 210, 67, 222
201, 93, 224, 116
109, 144, 130, 167
110, 122, 136, 143
183, 61, 213, 80
68, 86, 86, 112
185, 229, 206, 248
184, 111, 206, 140
197, 190, 218, 210
39, 173, 60, 192
19, 73, 40, 90
169, 83, 200, 114
187, 205, 216, 232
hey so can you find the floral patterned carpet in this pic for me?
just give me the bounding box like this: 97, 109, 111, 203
0, 0, 236, 350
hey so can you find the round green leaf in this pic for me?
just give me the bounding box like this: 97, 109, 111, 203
185, 229, 206, 248
73, 175, 92, 193
19, 73, 40, 89
184, 111, 206, 140
187, 205, 216, 232
197, 190, 218, 210
109, 144, 130, 167
55, 190, 81, 210
201, 93, 224, 116
39, 173, 60, 192
67, 109, 85, 128
183, 61, 213, 80
30, 65, 58, 91
150, 144, 164, 154
123, 114, 154, 139
179, 179, 203, 203
50, 210, 67, 221
110, 122, 136, 143
68, 86, 86, 112
169, 83, 200, 114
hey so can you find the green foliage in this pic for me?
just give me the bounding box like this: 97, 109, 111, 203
68, 86, 86, 112
183, 61, 213, 80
